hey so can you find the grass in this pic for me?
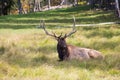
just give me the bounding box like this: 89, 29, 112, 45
0, 5, 120, 80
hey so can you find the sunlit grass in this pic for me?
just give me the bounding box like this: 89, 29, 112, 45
0, 27, 120, 80
0, 5, 120, 80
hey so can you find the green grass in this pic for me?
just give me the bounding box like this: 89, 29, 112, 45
0, 5, 120, 80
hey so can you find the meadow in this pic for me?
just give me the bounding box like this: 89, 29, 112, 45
0, 6, 120, 80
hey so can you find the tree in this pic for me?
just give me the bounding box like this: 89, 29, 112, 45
48, 0, 51, 9
73, 0, 78, 6
18, 0, 22, 14
115, 0, 120, 18
0, 0, 4, 16
60, 0, 71, 6
0, 0, 14, 15
51, 0, 61, 6
60, 0, 65, 5
34, 0, 42, 12
29, 0, 35, 12
87, 0, 115, 10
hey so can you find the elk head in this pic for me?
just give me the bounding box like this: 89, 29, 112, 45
41, 16, 76, 61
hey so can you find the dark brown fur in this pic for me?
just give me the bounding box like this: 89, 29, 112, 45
56, 37, 103, 61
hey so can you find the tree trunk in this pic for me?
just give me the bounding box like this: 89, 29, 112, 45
0, 0, 4, 15
88, 0, 95, 9
48, 0, 51, 9
18, 0, 22, 14
29, 0, 35, 12
73, 0, 78, 6
38, 0, 41, 11
60, 0, 69, 5
60, 0, 65, 6
2, 0, 9, 15
34, 0, 41, 12
115, 0, 120, 18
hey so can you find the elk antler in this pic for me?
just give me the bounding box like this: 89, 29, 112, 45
41, 20, 58, 38
64, 16, 77, 38
41, 16, 76, 39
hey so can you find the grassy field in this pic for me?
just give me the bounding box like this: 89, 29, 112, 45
0, 6, 120, 80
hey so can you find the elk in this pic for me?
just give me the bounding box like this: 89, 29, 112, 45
41, 17, 103, 61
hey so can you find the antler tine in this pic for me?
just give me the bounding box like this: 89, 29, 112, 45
41, 20, 57, 38
58, 33, 63, 38
52, 31, 58, 38
64, 16, 77, 38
